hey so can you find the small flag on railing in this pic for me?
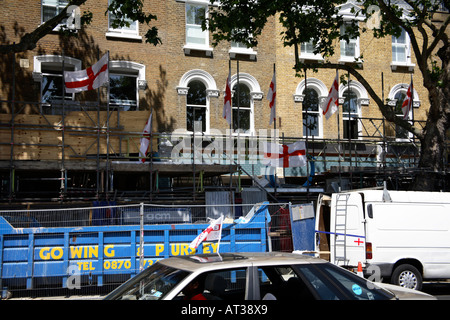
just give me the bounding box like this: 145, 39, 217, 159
189, 215, 224, 249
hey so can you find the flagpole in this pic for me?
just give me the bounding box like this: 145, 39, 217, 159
96, 50, 101, 200
106, 50, 110, 198
336, 70, 342, 189
304, 67, 309, 189
410, 74, 414, 123
410, 74, 416, 166
227, 60, 233, 209
216, 215, 223, 255
61, 49, 66, 202
272, 63, 277, 195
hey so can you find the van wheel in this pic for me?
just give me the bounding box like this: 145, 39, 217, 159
391, 264, 422, 291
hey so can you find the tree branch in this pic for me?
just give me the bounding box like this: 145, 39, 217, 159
0, 0, 87, 54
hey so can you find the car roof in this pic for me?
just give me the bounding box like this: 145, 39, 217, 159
158, 252, 326, 272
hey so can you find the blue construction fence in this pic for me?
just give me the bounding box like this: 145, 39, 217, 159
0, 202, 285, 295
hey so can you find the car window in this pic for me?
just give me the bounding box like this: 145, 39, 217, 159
294, 264, 394, 300
176, 267, 248, 300
112, 264, 190, 300
258, 266, 316, 300
322, 266, 393, 300
296, 266, 342, 300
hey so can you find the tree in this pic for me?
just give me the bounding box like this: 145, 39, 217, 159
206, 0, 449, 191
0, 0, 161, 54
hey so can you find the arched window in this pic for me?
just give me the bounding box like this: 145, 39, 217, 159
388, 83, 420, 140
342, 89, 360, 139
339, 80, 369, 140
177, 69, 219, 134
302, 88, 320, 137
294, 78, 327, 138
187, 80, 207, 132
229, 73, 261, 135
232, 83, 251, 133
393, 91, 410, 139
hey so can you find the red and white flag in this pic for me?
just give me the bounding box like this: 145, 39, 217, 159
322, 72, 339, 120
189, 215, 224, 249
401, 80, 413, 120
139, 112, 152, 163
267, 71, 276, 125
64, 53, 109, 93
223, 69, 232, 125
263, 141, 307, 168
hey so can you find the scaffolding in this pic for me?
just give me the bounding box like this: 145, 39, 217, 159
1, 96, 448, 205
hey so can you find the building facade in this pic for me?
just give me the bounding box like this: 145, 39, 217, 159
0, 0, 446, 204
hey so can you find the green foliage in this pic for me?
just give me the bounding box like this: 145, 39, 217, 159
106, 0, 161, 45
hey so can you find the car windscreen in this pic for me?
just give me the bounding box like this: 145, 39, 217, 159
106, 263, 191, 300
293, 263, 395, 300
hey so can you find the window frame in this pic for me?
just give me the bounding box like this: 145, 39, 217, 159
229, 73, 262, 136
302, 88, 322, 138
33, 55, 81, 114
106, 0, 142, 40
183, 0, 213, 56
41, 0, 68, 25
391, 29, 415, 71
109, 72, 139, 111
339, 22, 360, 63
109, 60, 146, 111
186, 79, 208, 133
341, 89, 361, 140
294, 78, 328, 139
299, 40, 324, 62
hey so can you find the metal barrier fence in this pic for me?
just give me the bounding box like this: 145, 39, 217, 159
0, 202, 293, 298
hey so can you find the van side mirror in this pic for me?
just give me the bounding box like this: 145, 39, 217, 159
367, 204, 373, 218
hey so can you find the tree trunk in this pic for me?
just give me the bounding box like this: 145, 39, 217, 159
412, 43, 450, 191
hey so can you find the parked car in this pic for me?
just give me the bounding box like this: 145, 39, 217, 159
104, 252, 435, 300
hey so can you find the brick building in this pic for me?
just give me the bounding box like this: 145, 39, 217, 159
0, 0, 447, 204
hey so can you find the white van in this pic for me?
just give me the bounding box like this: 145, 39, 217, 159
314, 189, 450, 290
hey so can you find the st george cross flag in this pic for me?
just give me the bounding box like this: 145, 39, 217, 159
139, 112, 152, 163
267, 71, 276, 125
263, 141, 307, 168
401, 80, 413, 120
189, 215, 224, 249
223, 69, 232, 125
322, 72, 339, 120
64, 53, 109, 93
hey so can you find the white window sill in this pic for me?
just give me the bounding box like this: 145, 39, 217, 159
229, 48, 257, 60
339, 57, 363, 67
299, 54, 324, 63
391, 61, 415, 71
106, 31, 142, 41
183, 44, 214, 56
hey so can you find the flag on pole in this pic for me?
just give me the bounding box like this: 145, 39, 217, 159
223, 68, 232, 125
401, 80, 413, 120
267, 70, 276, 125
64, 53, 109, 93
263, 141, 307, 168
322, 71, 339, 120
189, 215, 224, 249
139, 112, 152, 163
